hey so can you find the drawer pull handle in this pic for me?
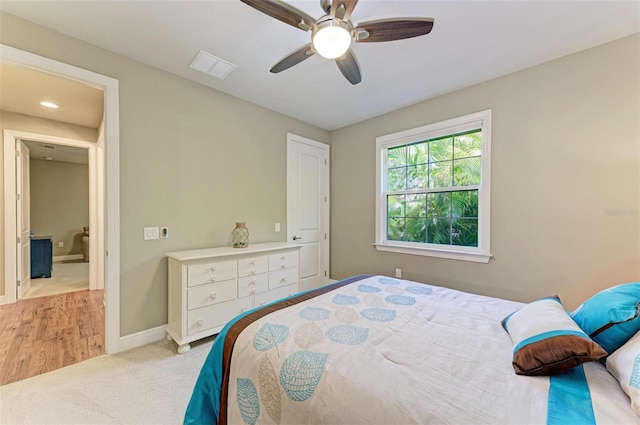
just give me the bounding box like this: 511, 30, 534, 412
251, 289, 256, 295
250, 270, 256, 275
210, 266, 216, 271
211, 292, 217, 299
261, 301, 266, 306
280, 277, 287, 283
197, 319, 204, 326
280, 265, 286, 269
281, 256, 286, 260
210, 277, 216, 282
251, 260, 256, 265
250, 280, 256, 285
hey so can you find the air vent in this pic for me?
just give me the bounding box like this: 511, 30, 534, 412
42, 144, 56, 149
189, 50, 236, 80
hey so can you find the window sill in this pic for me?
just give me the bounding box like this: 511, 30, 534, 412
373, 243, 491, 263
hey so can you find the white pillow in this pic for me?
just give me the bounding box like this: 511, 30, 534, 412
607, 330, 640, 416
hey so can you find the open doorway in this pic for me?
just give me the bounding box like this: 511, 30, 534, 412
1, 44, 121, 362
21, 140, 92, 300
1, 133, 102, 384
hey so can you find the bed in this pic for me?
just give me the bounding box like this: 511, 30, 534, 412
184, 275, 640, 425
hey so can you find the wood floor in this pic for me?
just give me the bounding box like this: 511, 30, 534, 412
0, 289, 104, 385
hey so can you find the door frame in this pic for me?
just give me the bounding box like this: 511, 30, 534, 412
286, 133, 330, 286
1, 44, 121, 354
6, 131, 98, 293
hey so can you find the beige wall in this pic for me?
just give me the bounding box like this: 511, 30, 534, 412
0, 110, 98, 296
30, 159, 89, 257
330, 34, 640, 310
0, 12, 330, 335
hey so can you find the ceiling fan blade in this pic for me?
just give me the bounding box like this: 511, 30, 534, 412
335, 49, 361, 85
330, 0, 358, 21
270, 44, 315, 73
240, 0, 315, 31
356, 18, 434, 43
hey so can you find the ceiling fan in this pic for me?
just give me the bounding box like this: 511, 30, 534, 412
240, 0, 434, 85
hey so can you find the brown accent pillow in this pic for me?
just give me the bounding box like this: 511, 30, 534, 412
502, 296, 608, 376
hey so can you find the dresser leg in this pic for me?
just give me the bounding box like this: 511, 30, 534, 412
177, 343, 191, 354
166, 333, 173, 341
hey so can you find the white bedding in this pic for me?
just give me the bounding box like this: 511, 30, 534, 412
220, 275, 639, 424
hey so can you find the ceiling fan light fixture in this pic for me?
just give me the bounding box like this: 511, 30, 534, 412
312, 19, 352, 59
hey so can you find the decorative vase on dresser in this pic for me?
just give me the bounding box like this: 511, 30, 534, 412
165, 242, 301, 353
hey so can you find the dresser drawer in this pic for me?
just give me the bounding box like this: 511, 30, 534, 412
268, 268, 298, 290
187, 260, 237, 287
187, 298, 252, 336
268, 251, 299, 271
238, 255, 268, 278
238, 275, 268, 298
255, 284, 298, 307
188, 280, 237, 310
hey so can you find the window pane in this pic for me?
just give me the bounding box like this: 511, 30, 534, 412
387, 195, 405, 217
429, 137, 453, 162
429, 161, 453, 188
406, 194, 426, 217
407, 164, 427, 190
453, 156, 481, 186
407, 143, 428, 165
387, 167, 406, 191
378, 110, 490, 258
388, 146, 406, 167
427, 192, 451, 218
451, 190, 478, 218
451, 218, 478, 247
387, 217, 405, 241
427, 217, 451, 245
405, 218, 426, 242
454, 131, 482, 159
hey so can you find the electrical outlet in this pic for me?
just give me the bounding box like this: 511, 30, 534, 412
161, 227, 169, 239
275, 223, 280, 232
395, 268, 402, 278
58, 241, 64, 247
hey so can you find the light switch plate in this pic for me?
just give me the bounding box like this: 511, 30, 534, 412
144, 227, 160, 240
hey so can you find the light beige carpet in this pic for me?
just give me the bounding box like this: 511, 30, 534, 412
22, 261, 89, 299
0, 337, 214, 425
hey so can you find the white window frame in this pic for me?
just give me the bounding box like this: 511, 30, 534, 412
374, 109, 492, 263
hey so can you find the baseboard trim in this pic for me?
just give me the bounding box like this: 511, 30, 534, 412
0, 295, 6, 305
117, 325, 167, 353
53, 254, 84, 262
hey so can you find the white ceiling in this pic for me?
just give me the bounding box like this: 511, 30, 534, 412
23, 140, 88, 165
0, 62, 99, 165
0, 62, 104, 128
1, 0, 638, 131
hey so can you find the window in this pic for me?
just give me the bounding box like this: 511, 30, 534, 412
375, 110, 491, 263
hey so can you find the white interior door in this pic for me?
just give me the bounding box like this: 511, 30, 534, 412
287, 134, 330, 291
16, 140, 31, 299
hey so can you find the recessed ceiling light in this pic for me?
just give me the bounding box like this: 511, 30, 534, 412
40, 101, 59, 109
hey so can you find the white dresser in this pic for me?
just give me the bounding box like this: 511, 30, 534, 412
166, 242, 301, 353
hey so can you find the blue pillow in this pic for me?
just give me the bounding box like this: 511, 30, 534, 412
502, 296, 607, 376
570, 282, 640, 354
